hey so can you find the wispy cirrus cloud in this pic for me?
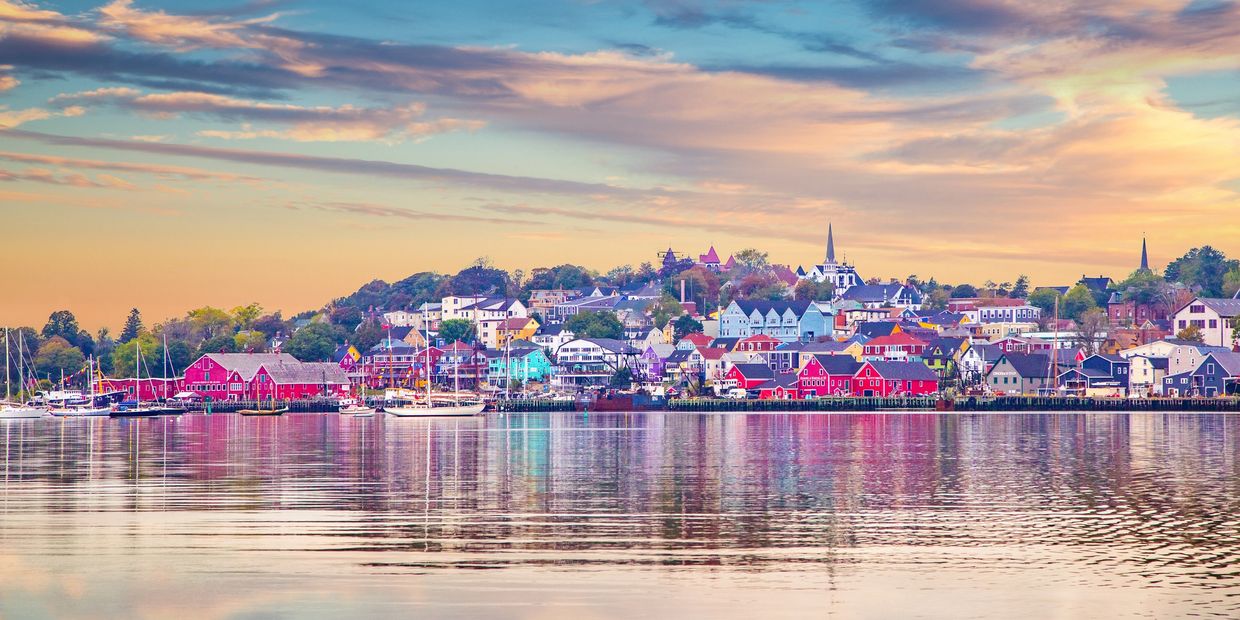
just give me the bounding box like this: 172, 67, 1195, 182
50, 88, 485, 142
0, 149, 262, 181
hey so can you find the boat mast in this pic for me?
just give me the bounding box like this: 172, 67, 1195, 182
17, 330, 24, 403
1050, 296, 1060, 393
424, 306, 432, 404
135, 338, 141, 402
163, 333, 169, 400
4, 327, 9, 403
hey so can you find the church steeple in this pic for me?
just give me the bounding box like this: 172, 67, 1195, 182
825, 223, 836, 264
1139, 236, 1149, 272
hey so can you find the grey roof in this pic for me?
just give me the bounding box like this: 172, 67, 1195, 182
756, 373, 799, 390
802, 340, 852, 354
645, 343, 676, 358
582, 338, 638, 354
665, 349, 693, 364
203, 353, 300, 381
969, 343, 1004, 361
864, 360, 938, 381
731, 299, 813, 317
264, 361, 349, 385
996, 352, 1052, 379
1202, 351, 1240, 376
732, 363, 775, 379
1197, 297, 1240, 317
856, 322, 898, 338
840, 283, 922, 304
709, 337, 741, 350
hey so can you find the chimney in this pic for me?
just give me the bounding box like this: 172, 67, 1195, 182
680, 279, 686, 303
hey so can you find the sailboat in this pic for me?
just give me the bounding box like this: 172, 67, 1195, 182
386, 308, 484, 417
111, 338, 162, 417
237, 383, 288, 416
1, 328, 46, 419
49, 355, 109, 416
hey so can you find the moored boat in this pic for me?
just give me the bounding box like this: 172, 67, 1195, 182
237, 407, 289, 416
385, 401, 485, 417
0, 402, 46, 419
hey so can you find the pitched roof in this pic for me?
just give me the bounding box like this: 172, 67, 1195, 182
810, 354, 862, 375
997, 352, 1052, 378
1202, 351, 1240, 376
856, 322, 899, 338
204, 353, 300, 380
756, 373, 799, 390
840, 283, 921, 303
865, 332, 928, 347
801, 340, 852, 354
708, 337, 741, 350
731, 363, 775, 379
696, 346, 727, 361
264, 361, 349, 385
864, 361, 938, 381
1195, 297, 1240, 318
699, 246, 721, 264
680, 332, 713, 346
582, 338, 638, 354
732, 299, 813, 317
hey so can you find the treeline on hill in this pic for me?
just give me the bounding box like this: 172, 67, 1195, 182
6, 247, 1239, 392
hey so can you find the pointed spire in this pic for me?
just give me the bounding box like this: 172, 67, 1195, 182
1139, 236, 1149, 271
826, 223, 836, 264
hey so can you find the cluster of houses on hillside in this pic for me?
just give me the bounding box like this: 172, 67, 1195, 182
102, 227, 1240, 402
343, 227, 1239, 400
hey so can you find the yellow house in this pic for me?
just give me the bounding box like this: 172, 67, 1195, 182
496, 317, 539, 347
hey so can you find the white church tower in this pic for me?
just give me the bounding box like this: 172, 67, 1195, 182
797, 223, 862, 292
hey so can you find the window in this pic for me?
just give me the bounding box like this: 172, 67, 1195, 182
1190, 304, 1205, 313
1209, 320, 1218, 328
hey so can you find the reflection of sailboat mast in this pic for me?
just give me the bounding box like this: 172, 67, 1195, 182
423, 428, 431, 545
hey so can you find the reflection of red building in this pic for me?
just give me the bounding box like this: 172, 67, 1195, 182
850, 361, 938, 397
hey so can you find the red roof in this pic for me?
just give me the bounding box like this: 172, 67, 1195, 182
680, 332, 712, 346
696, 346, 727, 360
739, 334, 782, 345
699, 246, 721, 264
723, 255, 736, 269
866, 332, 928, 347
441, 340, 475, 352
771, 264, 798, 287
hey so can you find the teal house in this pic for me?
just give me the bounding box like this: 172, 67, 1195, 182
486, 347, 553, 389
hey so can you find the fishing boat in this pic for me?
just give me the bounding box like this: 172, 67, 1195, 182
110, 339, 162, 417
337, 397, 375, 415
386, 308, 484, 417
238, 390, 287, 416
49, 356, 110, 416
2, 328, 46, 419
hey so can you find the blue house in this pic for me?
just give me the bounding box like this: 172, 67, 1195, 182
1162, 351, 1240, 397
718, 300, 834, 343
486, 347, 552, 389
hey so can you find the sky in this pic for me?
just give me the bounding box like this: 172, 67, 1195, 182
2, 0, 1239, 331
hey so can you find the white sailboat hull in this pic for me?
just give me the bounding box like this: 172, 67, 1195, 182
0, 406, 46, 419
385, 402, 485, 417
49, 406, 111, 417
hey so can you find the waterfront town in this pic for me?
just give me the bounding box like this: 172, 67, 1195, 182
6, 226, 1240, 407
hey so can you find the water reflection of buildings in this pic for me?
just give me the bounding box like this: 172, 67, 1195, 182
2, 411, 1240, 602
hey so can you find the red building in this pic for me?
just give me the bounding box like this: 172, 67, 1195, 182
757, 374, 800, 400
850, 361, 939, 397
797, 355, 861, 397
100, 377, 184, 401
679, 333, 713, 348
862, 333, 928, 360
724, 363, 775, 390
735, 334, 783, 353
182, 353, 349, 401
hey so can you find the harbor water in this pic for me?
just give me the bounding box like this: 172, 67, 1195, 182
1, 411, 1238, 618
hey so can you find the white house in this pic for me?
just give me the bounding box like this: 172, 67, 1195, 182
1172, 297, 1240, 349
553, 338, 638, 389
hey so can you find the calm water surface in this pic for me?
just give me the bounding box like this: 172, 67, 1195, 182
1, 411, 1238, 619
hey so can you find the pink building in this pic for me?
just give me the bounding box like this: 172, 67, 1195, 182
182, 353, 349, 401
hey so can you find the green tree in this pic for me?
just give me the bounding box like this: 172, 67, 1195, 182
1075, 308, 1110, 356
923, 287, 950, 311
565, 311, 624, 340
1165, 246, 1239, 297
34, 336, 86, 383
93, 327, 115, 375
1062, 284, 1099, 321
794, 278, 835, 301
1117, 269, 1172, 306
609, 367, 634, 389
662, 266, 721, 311
524, 264, 595, 292
283, 323, 342, 362
231, 303, 264, 330
165, 339, 194, 375
949, 284, 978, 298
1011, 275, 1030, 298
119, 308, 143, 344
111, 333, 162, 378
41, 310, 93, 355
445, 263, 510, 296
1177, 324, 1204, 343
187, 306, 235, 340
649, 294, 686, 329
251, 313, 288, 339
352, 320, 384, 352
1028, 288, 1061, 316
196, 334, 238, 358
234, 330, 268, 352
438, 319, 476, 345
1224, 267, 1240, 299
672, 315, 704, 340
732, 248, 770, 272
